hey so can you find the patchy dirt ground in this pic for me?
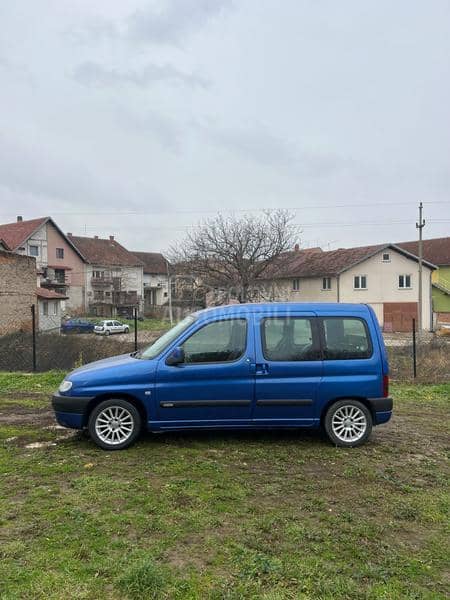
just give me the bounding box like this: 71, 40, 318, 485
0, 382, 449, 599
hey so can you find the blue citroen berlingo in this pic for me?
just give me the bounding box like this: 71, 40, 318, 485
52, 303, 392, 450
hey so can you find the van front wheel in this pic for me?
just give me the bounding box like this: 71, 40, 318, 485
88, 399, 141, 450
324, 400, 372, 447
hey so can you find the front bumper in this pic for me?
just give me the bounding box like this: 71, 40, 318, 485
367, 396, 393, 425
52, 393, 95, 429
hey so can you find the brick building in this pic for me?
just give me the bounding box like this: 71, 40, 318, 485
0, 250, 36, 335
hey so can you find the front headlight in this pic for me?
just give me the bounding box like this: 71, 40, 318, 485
59, 380, 73, 393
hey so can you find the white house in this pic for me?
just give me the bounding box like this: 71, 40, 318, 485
132, 252, 169, 310
68, 234, 144, 318
260, 244, 435, 331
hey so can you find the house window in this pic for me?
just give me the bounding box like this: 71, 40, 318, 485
382, 253, 390, 262
322, 277, 332, 290
93, 270, 104, 279
398, 274, 412, 289
29, 245, 39, 257
42, 301, 48, 316
53, 301, 58, 315
354, 275, 367, 290
56, 248, 64, 259
55, 269, 65, 283
292, 279, 300, 291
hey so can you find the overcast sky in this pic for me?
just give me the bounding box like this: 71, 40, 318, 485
1, 0, 449, 252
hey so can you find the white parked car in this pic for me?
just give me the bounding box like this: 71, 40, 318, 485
94, 320, 130, 336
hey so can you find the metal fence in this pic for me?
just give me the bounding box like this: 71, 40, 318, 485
1, 305, 449, 381
0, 307, 160, 372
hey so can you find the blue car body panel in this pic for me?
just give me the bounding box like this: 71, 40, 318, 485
61, 319, 95, 333
53, 303, 392, 433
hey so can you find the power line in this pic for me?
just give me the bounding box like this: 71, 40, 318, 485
0, 200, 449, 219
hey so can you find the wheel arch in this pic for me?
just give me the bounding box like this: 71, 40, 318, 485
320, 396, 375, 425
85, 393, 147, 425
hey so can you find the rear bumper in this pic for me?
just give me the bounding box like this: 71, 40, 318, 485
52, 393, 95, 429
367, 396, 393, 425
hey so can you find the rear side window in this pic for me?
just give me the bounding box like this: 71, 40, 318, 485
182, 319, 247, 364
322, 317, 372, 360
262, 317, 320, 361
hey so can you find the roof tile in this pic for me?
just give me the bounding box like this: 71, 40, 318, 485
396, 237, 450, 266
0, 217, 48, 250
68, 235, 143, 267
36, 288, 68, 300
132, 251, 168, 274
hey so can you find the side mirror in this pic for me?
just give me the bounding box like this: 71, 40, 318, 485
166, 346, 185, 366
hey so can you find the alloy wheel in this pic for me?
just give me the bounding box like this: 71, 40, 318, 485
94, 406, 134, 445
331, 405, 367, 443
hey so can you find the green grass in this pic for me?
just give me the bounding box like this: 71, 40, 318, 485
0, 379, 448, 599
0, 370, 64, 394
121, 318, 171, 332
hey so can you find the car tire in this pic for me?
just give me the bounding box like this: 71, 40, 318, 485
324, 400, 372, 448
88, 399, 142, 450
105, 330, 110, 336
124, 327, 129, 334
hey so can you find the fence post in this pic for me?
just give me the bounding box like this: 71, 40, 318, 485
134, 307, 138, 352
412, 317, 417, 379
31, 304, 37, 372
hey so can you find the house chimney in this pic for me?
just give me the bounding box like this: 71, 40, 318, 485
94, 235, 99, 240
294, 243, 300, 252
67, 232, 72, 237
17, 216, 23, 222
109, 235, 114, 241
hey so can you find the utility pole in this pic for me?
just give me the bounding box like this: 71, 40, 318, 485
166, 260, 173, 326
416, 202, 425, 333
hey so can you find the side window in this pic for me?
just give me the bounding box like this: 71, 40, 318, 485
262, 317, 320, 361
182, 319, 247, 364
322, 318, 372, 360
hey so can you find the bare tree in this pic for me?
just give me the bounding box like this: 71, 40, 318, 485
170, 210, 300, 303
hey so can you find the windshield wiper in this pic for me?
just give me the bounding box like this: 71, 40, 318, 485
130, 350, 141, 359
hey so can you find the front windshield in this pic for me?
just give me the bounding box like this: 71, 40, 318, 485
138, 315, 196, 359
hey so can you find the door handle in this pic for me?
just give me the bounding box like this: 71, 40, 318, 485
255, 363, 269, 375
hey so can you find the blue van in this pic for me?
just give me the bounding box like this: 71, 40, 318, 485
52, 303, 392, 450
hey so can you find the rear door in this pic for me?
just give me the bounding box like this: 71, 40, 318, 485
155, 316, 255, 427
252, 311, 322, 426
318, 313, 382, 405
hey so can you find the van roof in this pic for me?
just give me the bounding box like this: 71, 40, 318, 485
194, 302, 372, 318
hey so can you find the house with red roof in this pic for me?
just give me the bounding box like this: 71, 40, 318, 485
260, 243, 436, 331
0, 216, 86, 313
397, 237, 450, 323
67, 234, 144, 318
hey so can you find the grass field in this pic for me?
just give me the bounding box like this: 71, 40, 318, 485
0, 374, 448, 599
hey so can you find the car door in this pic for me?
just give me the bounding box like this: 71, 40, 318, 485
113, 321, 122, 333
155, 316, 255, 428
252, 311, 323, 426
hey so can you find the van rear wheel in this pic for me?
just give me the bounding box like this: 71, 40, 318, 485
324, 400, 372, 447
88, 399, 141, 450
